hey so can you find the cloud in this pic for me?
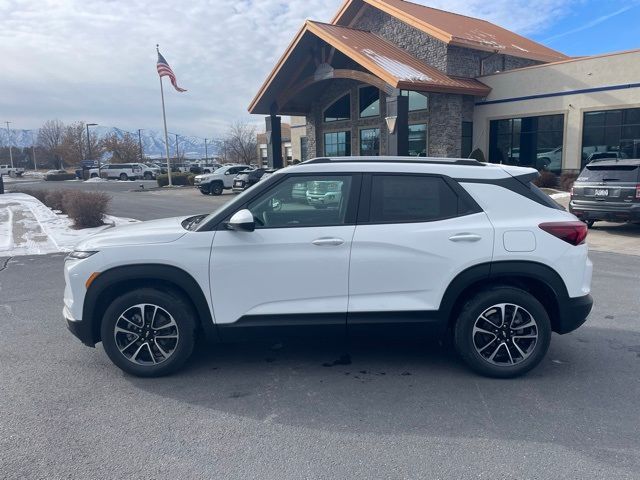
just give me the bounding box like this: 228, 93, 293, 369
0, 0, 580, 138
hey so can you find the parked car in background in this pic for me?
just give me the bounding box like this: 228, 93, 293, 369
93, 163, 161, 180
585, 151, 628, 164
64, 156, 593, 378
194, 165, 253, 195
536, 147, 563, 173
306, 179, 344, 208
570, 158, 640, 227
189, 164, 220, 175
0, 165, 24, 177
232, 168, 266, 192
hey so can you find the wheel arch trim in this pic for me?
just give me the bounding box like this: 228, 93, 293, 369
82, 264, 217, 345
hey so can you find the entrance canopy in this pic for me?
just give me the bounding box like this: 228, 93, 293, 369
249, 21, 490, 116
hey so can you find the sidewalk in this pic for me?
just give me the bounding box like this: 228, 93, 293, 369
0, 193, 137, 257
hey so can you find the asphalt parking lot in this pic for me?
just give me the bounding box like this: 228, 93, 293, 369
1, 179, 639, 478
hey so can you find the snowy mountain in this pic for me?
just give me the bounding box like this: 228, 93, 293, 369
0, 126, 222, 160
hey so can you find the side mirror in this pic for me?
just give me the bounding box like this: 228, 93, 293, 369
226, 209, 255, 232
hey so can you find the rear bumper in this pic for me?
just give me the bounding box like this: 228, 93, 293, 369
555, 294, 593, 334
570, 201, 640, 222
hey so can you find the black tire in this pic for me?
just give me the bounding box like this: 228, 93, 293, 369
586, 220, 595, 228
144, 172, 153, 180
100, 288, 197, 377
199, 185, 210, 195
210, 182, 223, 196
119, 173, 128, 181
454, 286, 551, 378
90, 173, 98, 178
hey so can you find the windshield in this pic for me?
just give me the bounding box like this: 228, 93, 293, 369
578, 165, 640, 183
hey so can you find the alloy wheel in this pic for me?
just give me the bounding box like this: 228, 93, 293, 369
472, 303, 538, 366
113, 303, 179, 365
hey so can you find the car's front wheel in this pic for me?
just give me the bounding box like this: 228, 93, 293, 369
210, 182, 223, 196
454, 287, 551, 378
199, 185, 210, 195
100, 288, 196, 377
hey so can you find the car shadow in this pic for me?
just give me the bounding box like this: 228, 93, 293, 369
124, 326, 640, 472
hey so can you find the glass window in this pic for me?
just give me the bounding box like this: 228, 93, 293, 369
247, 175, 353, 228
581, 108, 640, 167
324, 131, 351, 157
489, 114, 564, 173
461, 122, 473, 158
359, 86, 380, 118
359, 128, 380, 156
369, 175, 458, 223
401, 90, 428, 111
324, 94, 350, 122
408, 124, 427, 157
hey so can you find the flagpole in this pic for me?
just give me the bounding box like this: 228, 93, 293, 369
157, 44, 173, 186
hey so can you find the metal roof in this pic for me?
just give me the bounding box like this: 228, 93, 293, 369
333, 0, 569, 63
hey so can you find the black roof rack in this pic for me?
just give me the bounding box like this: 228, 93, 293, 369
304, 156, 485, 167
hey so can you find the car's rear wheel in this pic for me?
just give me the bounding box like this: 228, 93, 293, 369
454, 287, 551, 378
585, 220, 595, 228
119, 173, 128, 181
100, 288, 196, 377
210, 182, 223, 196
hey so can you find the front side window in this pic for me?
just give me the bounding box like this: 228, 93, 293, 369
359, 86, 380, 118
360, 128, 380, 156
369, 175, 458, 223
248, 175, 353, 228
324, 131, 351, 157
408, 124, 427, 157
324, 94, 351, 122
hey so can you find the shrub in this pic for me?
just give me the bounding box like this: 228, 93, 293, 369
468, 148, 486, 163
560, 171, 579, 192
156, 173, 195, 187
44, 190, 67, 213
533, 171, 558, 188
7, 187, 48, 204
62, 191, 111, 228
45, 173, 76, 181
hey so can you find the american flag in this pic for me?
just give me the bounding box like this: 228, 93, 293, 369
157, 51, 187, 92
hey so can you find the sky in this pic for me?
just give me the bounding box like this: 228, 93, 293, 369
1, 0, 639, 140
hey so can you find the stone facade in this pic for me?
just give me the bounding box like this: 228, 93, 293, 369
300, 4, 547, 159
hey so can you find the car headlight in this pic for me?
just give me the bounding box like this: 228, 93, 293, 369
66, 250, 99, 260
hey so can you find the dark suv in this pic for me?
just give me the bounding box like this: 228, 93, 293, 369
570, 159, 640, 227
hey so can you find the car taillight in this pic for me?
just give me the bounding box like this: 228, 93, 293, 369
539, 221, 587, 246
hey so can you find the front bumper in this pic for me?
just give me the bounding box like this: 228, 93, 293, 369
64, 305, 95, 347
570, 201, 640, 222
555, 294, 593, 334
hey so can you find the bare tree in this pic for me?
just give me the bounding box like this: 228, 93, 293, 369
102, 132, 139, 162
38, 119, 65, 168
222, 121, 258, 165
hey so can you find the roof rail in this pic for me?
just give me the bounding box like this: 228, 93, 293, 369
304, 156, 485, 166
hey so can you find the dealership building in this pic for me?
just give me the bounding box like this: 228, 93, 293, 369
249, 0, 640, 172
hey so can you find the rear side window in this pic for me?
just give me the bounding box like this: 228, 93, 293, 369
578, 165, 640, 183
369, 175, 458, 223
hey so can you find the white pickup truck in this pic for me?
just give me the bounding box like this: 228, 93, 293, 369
0, 165, 25, 177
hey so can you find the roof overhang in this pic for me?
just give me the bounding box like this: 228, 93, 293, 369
248, 21, 490, 115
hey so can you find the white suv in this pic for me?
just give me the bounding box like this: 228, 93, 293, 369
64, 157, 593, 378
194, 165, 253, 195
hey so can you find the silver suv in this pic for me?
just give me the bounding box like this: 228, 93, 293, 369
194, 165, 253, 195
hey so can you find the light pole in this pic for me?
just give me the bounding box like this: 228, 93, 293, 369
4, 121, 14, 168
204, 138, 209, 162
86, 123, 98, 176
31, 130, 38, 171
169, 132, 180, 163
137, 129, 144, 162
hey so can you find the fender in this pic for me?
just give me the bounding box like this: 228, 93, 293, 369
83, 264, 217, 345
439, 260, 567, 328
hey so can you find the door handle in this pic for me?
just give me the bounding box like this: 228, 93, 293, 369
312, 237, 344, 246
449, 233, 482, 242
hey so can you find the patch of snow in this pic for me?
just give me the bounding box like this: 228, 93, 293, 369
84, 177, 108, 183
0, 193, 139, 257
361, 49, 432, 82
550, 192, 570, 200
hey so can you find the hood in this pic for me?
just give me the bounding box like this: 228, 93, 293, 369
76, 216, 189, 250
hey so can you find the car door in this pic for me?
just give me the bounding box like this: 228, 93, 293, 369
210, 172, 360, 334
348, 173, 494, 320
